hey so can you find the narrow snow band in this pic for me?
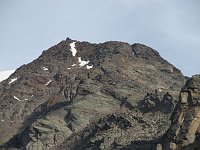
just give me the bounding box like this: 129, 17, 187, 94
45, 80, 52, 86
70, 42, 77, 56
14, 96, 21, 101
9, 78, 18, 84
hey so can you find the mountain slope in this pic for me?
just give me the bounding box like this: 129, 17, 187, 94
0, 70, 15, 82
0, 39, 186, 149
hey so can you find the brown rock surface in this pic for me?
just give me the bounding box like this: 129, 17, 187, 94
0, 39, 186, 149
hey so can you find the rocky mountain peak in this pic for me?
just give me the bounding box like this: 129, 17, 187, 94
0, 39, 187, 149
132, 43, 160, 59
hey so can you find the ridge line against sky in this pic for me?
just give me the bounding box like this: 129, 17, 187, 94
0, 0, 199, 77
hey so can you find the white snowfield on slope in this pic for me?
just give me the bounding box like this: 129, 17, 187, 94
0, 70, 15, 82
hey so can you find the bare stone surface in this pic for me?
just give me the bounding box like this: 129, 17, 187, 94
0, 39, 186, 149
163, 75, 200, 150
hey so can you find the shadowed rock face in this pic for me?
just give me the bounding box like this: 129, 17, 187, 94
0, 39, 186, 149
162, 75, 200, 150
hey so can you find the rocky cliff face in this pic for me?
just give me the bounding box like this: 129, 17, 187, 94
162, 75, 200, 150
0, 39, 186, 149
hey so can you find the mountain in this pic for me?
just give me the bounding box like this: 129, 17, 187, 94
0, 70, 15, 82
0, 39, 187, 149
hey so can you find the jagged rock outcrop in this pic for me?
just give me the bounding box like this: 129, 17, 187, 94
139, 91, 174, 113
0, 39, 186, 149
162, 75, 200, 150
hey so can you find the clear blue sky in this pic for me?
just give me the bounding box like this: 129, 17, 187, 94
0, 0, 199, 77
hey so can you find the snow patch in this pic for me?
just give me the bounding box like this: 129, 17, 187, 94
86, 65, 93, 69
0, 70, 15, 82
68, 68, 71, 70
1, 120, 4, 122
45, 80, 52, 86
158, 89, 163, 92
14, 96, 21, 101
9, 78, 18, 84
43, 67, 49, 71
13, 96, 28, 101
72, 64, 77, 67
70, 42, 77, 56
78, 57, 89, 67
